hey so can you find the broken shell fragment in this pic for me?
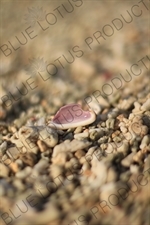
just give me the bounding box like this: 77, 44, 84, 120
48, 103, 96, 130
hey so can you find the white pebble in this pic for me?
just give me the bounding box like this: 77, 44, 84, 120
141, 98, 150, 111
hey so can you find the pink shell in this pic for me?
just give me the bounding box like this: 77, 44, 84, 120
49, 103, 96, 130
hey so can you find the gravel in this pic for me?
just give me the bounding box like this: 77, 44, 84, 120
0, 1, 150, 225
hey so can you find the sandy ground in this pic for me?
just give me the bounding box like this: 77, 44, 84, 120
0, 1, 150, 225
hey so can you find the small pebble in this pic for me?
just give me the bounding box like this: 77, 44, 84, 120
33, 158, 49, 173
75, 149, 86, 159
19, 152, 38, 167
6, 147, 20, 160
141, 98, 150, 111
74, 126, 83, 134
121, 152, 135, 167
106, 167, 118, 182
13, 179, 25, 191
140, 135, 150, 149
0, 163, 10, 177
39, 127, 58, 147
16, 166, 32, 179
0, 141, 7, 155
53, 139, 91, 155
117, 141, 129, 155
74, 132, 89, 140
106, 118, 115, 129
52, 152, 68, 164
